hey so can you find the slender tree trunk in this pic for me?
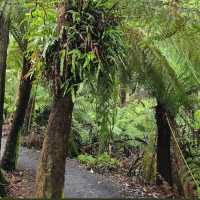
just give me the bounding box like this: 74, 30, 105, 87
1, 57, 32, 171
120, 87, 126, 107
22, 94, 36, 136
35, 94, 73, 198
155, 102, 172, 186
0, 13, 9, 153
27, 95, 35, 134
0, 12, 9, 196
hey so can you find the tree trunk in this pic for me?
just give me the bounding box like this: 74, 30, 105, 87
155, 102, 172, 186
1, 57, 32, 171
21, 94, 36, 136
120, 87, 126, 107
35, 94, 73, 199
0, 14, 9, 152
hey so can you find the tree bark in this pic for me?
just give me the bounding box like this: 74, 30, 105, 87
155, 102, 172, 186
35, 94, 73, 199
1, 57, 32, 171
0, 13, 9, 153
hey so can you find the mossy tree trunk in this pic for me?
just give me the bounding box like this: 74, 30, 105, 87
155, 101, 172, 186
0, 13, 9, 152
35, 94, 73, 198
1, 57, 32, 171
35, 1, 74, 198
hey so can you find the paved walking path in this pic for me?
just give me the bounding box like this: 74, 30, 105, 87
2, 137, 124, 198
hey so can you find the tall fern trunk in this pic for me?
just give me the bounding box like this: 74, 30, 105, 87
0, 14, 9, 151
35, 94, 73, 198
155, 102, 172, 186
1, 57, 32, 171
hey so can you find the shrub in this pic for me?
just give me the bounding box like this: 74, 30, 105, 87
78, 154, 96, 168
78, 153, 120, 172
96, 153, 120, 170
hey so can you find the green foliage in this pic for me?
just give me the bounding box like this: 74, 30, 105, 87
25, 2, 57, 53
176, 108, 200, 195
193, 109, 200, 129
23, 0, 125, 154
4, 38, 22, 116
68, 135, 80, 158
78, 152, 120, 170
73, 90, 157, 150
123, 0, 200, 117
78, 154, 96, 167
198, 187, 200, 198
4, 37, 50, 117
114, 98, 156, 143
34, 83, 51, 112
72, 86, 98, 145
97, 153, 120, 169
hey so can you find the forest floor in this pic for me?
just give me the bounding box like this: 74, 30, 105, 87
1, 136, 173, 198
